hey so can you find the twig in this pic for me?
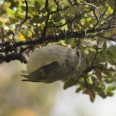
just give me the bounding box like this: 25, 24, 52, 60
91, 37, 99, 66
42, 0, 50, 38
99, 35, 116, 42
84, 65, 116, 73
92, 8, 99, 26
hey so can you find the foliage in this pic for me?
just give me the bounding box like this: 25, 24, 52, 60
0, 0, 116, 102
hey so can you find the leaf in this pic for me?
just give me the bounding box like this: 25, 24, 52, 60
105, 50, 116, 65
7, 8, 15, 18
38, 16, 47, 23
52, 13, 62, 22
95, 69, 102, 82
41, 7, 46, 14
65, 6, 80, 15
87, 89, 95, 102
75, 87, 81, 93
107, 86, 115, 91
18, 32, 26, 41
63, 80, 76, 89
105, 78, 113, 84
79, 77, 84, 83
86, 76, 93, 85
103, 41, 107, 50
91, 76, 97, 83
9, 17, 18, 23
34, 1, 41, 10
106, 91, 114, 97
31, 15, 40, 23
98, 91, 106, 98
98, 83, 106, 91
103, 70, 112, 77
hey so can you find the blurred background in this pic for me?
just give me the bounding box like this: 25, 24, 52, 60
0, 61, 116, 116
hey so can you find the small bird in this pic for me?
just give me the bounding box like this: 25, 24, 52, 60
20, 45, 86, 83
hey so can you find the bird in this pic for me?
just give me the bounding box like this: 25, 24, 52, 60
20, 45, 86, 83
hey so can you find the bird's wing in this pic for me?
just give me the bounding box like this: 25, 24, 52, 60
21, 61, 67, 83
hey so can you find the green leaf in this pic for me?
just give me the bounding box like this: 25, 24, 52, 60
79, 77, 84, 83
75, 87, 81, 93
103, 70, 112, 77
98, 91, 106, 98
86, 76, 93, 85
107, 86, 115, 91
6, 8, 15, 18
98, 83, 106, 91
34, 1, 41, 10
105, 50, 116, 65
105, 78, 113, 84
63, 80, 76, 89
38, 16, 47, 23
65, 6, 80, 15
52, 13, 62, 22
31, 15, 40, 23
41, 7, 46, 14
106, 91, 114, 97
91, 76, 97, 84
